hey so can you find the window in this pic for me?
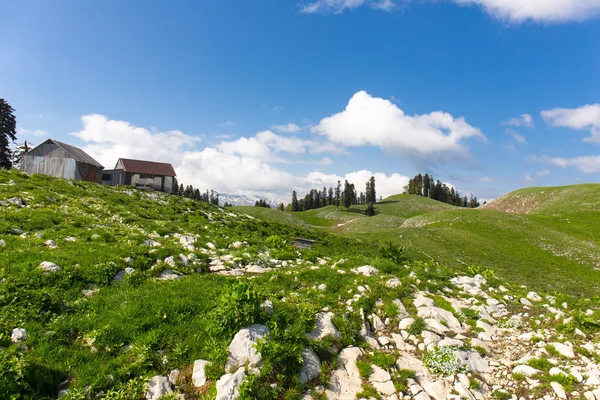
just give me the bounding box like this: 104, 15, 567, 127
139, 173, 155, 179
102, 174, 111, 181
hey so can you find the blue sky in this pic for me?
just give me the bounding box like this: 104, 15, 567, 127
1, 0, 599, 202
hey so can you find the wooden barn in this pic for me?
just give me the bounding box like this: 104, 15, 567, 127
20, 139, 104, 183
102, 158, 177, 193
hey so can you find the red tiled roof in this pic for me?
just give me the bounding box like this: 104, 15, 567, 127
116, 158, 176, 176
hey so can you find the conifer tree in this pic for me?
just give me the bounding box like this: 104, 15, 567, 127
291, 190, 299, 211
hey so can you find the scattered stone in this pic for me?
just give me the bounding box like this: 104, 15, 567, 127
552, 342, 575, 358
369, 365, 396, 396
216, 367, 246, 400
230, 241, 244, 248
260, 300, 274, 314
192, 359, 211, 387
145, 376, 173, 400
386, 277, 402, 288
206, 242, 216, 250
164, 256, 176, 267
45, 239, 57, 249
527, 291, 542, 302
168, 369, 180, 386
308, 312, 341, 340
114, 268, 135, 282
325, 347, 362, 399
317, 284, 327, 292
551, 381, 567, 399
512, 365, 541, 377
520, 298, 533, 306
11, 328, 27, 343
399, 317, 415, 330
550, 367, 568, 377
299, 348, 321, 384
352, 265, 379, 276
39, 261, 60, 273
0, 239, 5, 247
455, 350, 489, 373
144, 239, 162, 247
81, 284, 99, 297
157, 270, 181, 281
225, 324, 270, 372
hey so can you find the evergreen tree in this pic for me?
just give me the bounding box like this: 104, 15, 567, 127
179, 183, 184, 196
278, 203, 284, 211
423, 174, 430, 198
335, 180, 341, 208
193, 188, 201, 200
367, 176, 376, 204
0, 98, 17, 170
328, 187, 333, 205
11, 140, 33, 170
291, 190, 299, 212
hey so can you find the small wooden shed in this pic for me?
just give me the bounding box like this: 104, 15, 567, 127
20, 139, 104, 183
292, 238, 316, 250
102, 158, 177, 193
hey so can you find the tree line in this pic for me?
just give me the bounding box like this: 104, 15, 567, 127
289, 176, 377, 212
405, 173, 480, 208
174, 183, 220, 206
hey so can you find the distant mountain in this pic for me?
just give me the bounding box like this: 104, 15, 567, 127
219, 193, 280, 207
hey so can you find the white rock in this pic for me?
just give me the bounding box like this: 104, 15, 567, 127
114, 268, 135, 281
145, 375, 173, 400
245, 265, 272, 274
206, 242, 216, 250
299, 348, 321, 384
39, 261, 60, 273
45, 240, 57, 249
551, 381, 567, 399
230, 241, 244, 248
399, 318, 415, 330
216, 367, 246, 400
308, 312, 341, 340
421, 378, 450, 400
396, 352, 429, 380
370, 314, 386, 332
11, 328, 27, 343
418, 306, 462, 332
144, 239, 162, 247
369, 365, 396, 396
520, 298, 533, 306
157, 270, 181, 281
512, 365, 541, 377
585, 370, 600, 386
353, 265, 379, 276
455, 350, 489, 373
225, 324, 270, 372
192, 359, 211, 387
164, 256, 176, 267
549, 367, 568, 377
386, 278, 402, 288
424, 318, 449, 335
168, 369, 180, 386
527, 292, 542, 302
260, 300, 274, 314
325, 347, 362, 400
552, 342, 574, 358
317, 284, 327, 292
0, 239, 5, 247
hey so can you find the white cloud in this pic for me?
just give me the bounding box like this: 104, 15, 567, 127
522, 172, 535, 184
301, 0, 600, 22
541, 104, 600, 143
536, 170, 550, 177
505, 129, 527, 144
17, 127, 48, 137
479, 176, 491, 182
502, 114, 533, 128
272, 123, 302, 133
312, 90, 485, 164
533, 155, 600, 174
272, 105, 285, 111
218, 121, 236, 127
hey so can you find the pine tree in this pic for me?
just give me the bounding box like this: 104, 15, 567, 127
368, 176, 376, 203
0, 98, 17, 170
335, 181, 341, 209
328, 187, 333, 205
291, 190, 299, 212
423, 174, 430, 198
178, 183, 184, 196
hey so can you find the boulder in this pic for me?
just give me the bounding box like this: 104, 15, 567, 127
11, 327, 27, 343
386, 278, 401, 288
551, 342, 575, 358
39, 261, 60, 273
299, 348, 321, 383
352, 265, 379, 276
157, 270, 181, 281
260, 300, 274, 314
144, 239, 162, 247
399, 318, 415, 330
325, 347, 362, 399
369, 365, 396, 396
145, 376, 173, 400
317, 284, 327, 292
455, 350, 489, 373
45, 240, 57, 249
527, 291, 542, 302
418, 306, 462, 332
551, 382, 567, 399
225, 324, 270, 372
512, 365, 540, 377
216, 367, 246, 400
308, 312, 341, 340
192, 359, 211, 387
114, 268, 135, 282
0, 239, 5, 247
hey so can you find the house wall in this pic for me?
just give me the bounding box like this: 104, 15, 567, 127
21, 155, 77, 180
74, 162, 102, 183
101, 170, 125, 186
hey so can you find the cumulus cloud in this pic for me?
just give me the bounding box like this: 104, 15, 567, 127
301, 0, 600, 22
68, 113, 407, 202
522, 172, 535, 184
312, 91, 485, 164
536, 170, 550, 177
532, 155, 600, 174
17, 127, 48, 137
541, 104, 600, 144
502, 114, 533, 128
505, 129, 527, 144
272, 123, 302, 133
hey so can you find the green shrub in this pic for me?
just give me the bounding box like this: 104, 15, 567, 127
423, 346, 465, 376
211, 282, 263, 335
378, 242, 407, 265
357, 360, 373, 378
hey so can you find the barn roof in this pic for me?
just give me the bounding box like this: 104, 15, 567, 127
35, 139, 104, 169
116, 158, 177, 176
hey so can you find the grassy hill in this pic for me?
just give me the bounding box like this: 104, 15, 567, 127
3, 170, 600, 400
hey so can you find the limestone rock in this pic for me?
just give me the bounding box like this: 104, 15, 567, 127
45, 240, 57, 249
114, 268, 135, 281
192, 359, 211, 387
216, 367, 246, 400
369, 365, 396, 396
418, 306, 462, 332
551, 381, 567, 399
308, 312, 341, 340
512, 365, 540, 376
39, 261, 60, 273
11, 327, 27, 343
260, 300, 274, 314
552, 342, 575, 358
325, 347, 362, 399
144, 239, 162, 247
299, 348, 321, 384
527, 291, 542, 302
317, 283, 327, 292
399, 317, 415, 330
157, 270, 181, 281
386, 277, 401, 288
352, 265, 379, 276
0, 239, 5, 247
145, 376, 173, 400
225, 324, 270, 372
